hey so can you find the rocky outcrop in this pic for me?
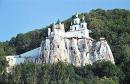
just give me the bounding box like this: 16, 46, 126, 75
40, 35, 115, 66
91, 38, 115, 64
38, 13, 115, 66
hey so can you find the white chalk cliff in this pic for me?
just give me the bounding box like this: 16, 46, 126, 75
6, 13, 115, 73
37, 13, 115, 66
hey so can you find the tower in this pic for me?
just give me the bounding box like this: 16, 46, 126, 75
80, 15, 89, 38
70, 13, 80, 31
52, 19, 65, 31
80, 15, 87, 28
73, 13, 80, 25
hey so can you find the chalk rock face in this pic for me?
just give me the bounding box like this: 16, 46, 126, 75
41, 30, 69, 64
91, 39, 115, 64
38, 14, 115, 66
40, 35, 115, 66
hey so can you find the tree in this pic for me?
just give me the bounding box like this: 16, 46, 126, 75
121, 61, 130, 84
82, 76, 118, 84
92, 61, 125, 83
0, 56, 7, 83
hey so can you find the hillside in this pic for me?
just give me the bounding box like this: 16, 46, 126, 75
0, 9, 130, 64
0, 9, 130, 83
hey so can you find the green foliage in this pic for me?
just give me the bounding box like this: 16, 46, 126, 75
92, 61, 125, 83
0, 56, 7, 83
121, 61, 130, 84
84, 76, 118, 84
0, 42, 16, 56
0, 9, 130, 83
0, 57, 6, 75
0, 61, 120, 84
0, 48, 6, 56
9, 62, 37, 84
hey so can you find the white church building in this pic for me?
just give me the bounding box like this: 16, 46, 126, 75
37, 13, 115, 66
6, 13, 115, 72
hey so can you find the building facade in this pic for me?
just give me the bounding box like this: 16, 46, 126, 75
38, 13, 115, 66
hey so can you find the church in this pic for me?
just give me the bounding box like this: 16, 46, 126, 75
36, 13, 115, 66
6, 13, 115, 72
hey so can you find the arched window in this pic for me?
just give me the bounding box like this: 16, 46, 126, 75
75, 27, 76, 30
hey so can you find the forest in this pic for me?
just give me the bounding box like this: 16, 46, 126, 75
0, 9, 130, 84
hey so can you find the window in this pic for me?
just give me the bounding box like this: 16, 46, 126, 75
86, 52, 88, 56
74, 51, 76, 54
83, 44, 85, 49
65, 45, 67, 49
58, 45, 59, 48
75, 21, 77, 24
71, 47, 73, 50
78, 48, 80, 50
19, 55, 21, 58
82, 24, 83, 28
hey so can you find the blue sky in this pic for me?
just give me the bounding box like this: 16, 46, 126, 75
0, 0, 129, 42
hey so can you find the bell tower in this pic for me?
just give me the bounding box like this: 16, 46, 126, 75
73, 13, 80, 25
70, 13, 80, 31
80, 15, 87, 28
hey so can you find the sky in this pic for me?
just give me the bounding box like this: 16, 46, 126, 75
0, 0, 130, 42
